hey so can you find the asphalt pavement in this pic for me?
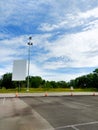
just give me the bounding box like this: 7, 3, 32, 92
0, 95, 98, 130
22, 96, 98, 130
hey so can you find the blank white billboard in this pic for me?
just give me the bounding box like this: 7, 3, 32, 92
12, 60, 27, 81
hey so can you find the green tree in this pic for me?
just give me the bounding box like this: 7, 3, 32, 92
68, 79, 76, 88
93, 68, 98, 74
30, 76, 43, 88
57, 81, 67, 88
1, 73, 14, 89
0, 79, 2, 89
44, 81, 51, 90
50, 81, 57, 88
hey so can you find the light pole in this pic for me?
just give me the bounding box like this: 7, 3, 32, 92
27, 36, 33, 92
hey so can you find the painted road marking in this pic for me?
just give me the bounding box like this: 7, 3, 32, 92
72, 126, 79, 130
55, 121, 98, 130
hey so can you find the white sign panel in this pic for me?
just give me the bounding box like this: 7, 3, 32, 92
12, 60, 27, 81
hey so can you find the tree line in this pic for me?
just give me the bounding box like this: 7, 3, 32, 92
0, 68, 98, 90
0, 73, 68, 89
69, 68, 98, 90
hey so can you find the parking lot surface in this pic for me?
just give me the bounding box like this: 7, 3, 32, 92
22, 96, 98, 130
0, 96, 98, 130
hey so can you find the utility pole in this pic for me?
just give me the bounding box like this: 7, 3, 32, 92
27, 36, 33, 92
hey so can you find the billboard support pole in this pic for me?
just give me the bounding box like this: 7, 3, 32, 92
18, 81, 20, 92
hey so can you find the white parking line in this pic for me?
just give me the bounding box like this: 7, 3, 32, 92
55, 121, 98, 130
74, 121, 98, 127
72, 126, 79, 130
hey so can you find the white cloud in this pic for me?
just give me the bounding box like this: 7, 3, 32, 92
39, 6, 98, 32
42, 72, 88, 82
1, 25, 98, 81
38, 27, 98, 69
0, 35, 28, 65
1, 0, 98, 81
0, 64, 12, 77
79, 7, 98, 19
29, 63, 45, 77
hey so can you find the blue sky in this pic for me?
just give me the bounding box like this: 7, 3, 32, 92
0, 0, 98, 81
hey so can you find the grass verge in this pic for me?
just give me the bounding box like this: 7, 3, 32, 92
0, 87, 97, 93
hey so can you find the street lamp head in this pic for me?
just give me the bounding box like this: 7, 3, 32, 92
28, 36, 33, 45
29, 37, 32, 40
27, 42, 33, 45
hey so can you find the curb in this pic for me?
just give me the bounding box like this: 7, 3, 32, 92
0, 92, 98, 98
